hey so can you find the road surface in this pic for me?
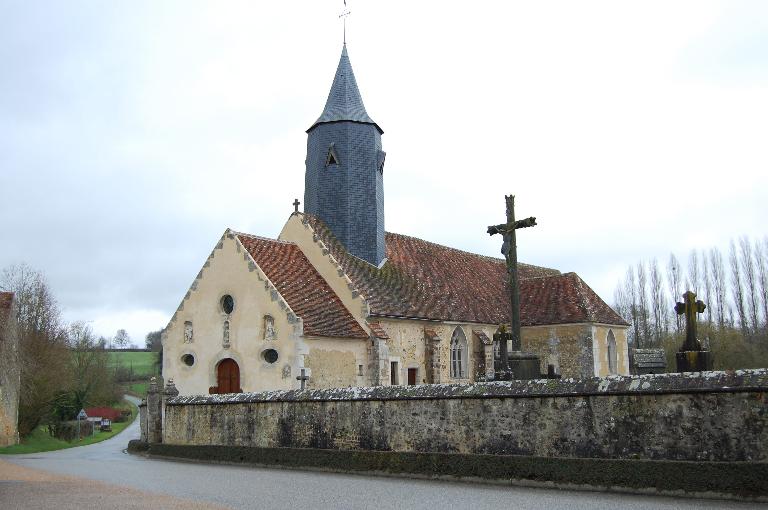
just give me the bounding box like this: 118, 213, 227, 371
1, 397, 763, 509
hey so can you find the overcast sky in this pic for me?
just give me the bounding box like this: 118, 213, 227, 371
1, 1, 766, 345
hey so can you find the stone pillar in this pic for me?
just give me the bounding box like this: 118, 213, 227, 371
368, 337, 390, 386
146, 376, 163, 444
161, 378, 179, 443
424, 330, 442, 384
138, 399, 148, 442
482, 341, 495, 381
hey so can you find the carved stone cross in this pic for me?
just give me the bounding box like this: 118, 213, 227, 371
487, 195, 536, 371
293, 198, 301, 213
675, 291, 706, 352
296, 368, 309, 390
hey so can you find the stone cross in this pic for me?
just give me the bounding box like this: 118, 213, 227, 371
675, 290, 706, 351
487, 195, 537, 369
296, 368, 309, 390
293, 198, 301, 213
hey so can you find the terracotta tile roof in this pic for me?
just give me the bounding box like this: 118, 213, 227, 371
84, 407, 122, 421
367, 321, 389, 339
303, 214, 627, 327
236, 233, 368, 339
520, 272, 628, 326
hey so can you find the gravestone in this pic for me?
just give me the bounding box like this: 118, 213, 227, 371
633, 348, 667, 375
674, 291, 713, 372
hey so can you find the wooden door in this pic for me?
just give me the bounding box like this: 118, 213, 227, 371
217, 358, 241, 394
407, 368, 417, 385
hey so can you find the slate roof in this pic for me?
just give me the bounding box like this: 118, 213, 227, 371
303, 214, 628, 327
307, 44, 382, 134
235, 233, 368, 339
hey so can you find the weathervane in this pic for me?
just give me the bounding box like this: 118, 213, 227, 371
339, 0, 351, 44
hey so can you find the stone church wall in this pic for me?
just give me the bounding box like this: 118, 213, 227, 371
0, 297, 20, 447
303, 336, 368, 389
162, 369, 768, 463
521, 324, 629, 378
163, 233, 305, 395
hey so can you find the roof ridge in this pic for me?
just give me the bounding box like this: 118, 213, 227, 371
385, 230, 558, 273
233, 231, 295, 245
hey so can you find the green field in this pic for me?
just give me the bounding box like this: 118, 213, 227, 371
0, 400, 137, 455
108, 351, 160, 378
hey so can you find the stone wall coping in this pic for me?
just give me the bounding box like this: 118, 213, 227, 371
167, 368, 768, 406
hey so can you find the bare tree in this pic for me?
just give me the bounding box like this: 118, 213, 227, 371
756, 237, 768, 332
702, 250, 714, 328
688, 249, 701, 296
730, 239, 748, 337
69, 322, 119, 411
739, 236, 760, 335
624, 266, 640, 348
649, 258, 667, 346
636, 262, 651, 347
0, 264, 70, 436
710, 247, 727, 330
667, 253, 683, 335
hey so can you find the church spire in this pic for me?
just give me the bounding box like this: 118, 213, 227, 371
304, 45, 386, 267
307, 45, 382, 134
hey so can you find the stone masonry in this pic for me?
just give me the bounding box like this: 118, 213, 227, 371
158, 369, 768, 463
0, 292, 20, 446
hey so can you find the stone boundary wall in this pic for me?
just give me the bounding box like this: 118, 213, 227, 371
162, 369, 768, 463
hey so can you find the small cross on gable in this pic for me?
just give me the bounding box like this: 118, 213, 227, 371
293, 198, 301, 214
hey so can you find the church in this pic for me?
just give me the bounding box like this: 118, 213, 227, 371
162, 45, 629, 395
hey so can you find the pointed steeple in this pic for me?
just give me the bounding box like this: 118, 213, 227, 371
307, 45, 382, 134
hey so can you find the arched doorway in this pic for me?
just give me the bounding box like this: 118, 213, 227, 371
212, 358, 241, 394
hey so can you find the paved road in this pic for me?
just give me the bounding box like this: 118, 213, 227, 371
1, 399, 764, 509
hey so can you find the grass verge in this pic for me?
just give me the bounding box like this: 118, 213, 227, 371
0, 399, 137, 455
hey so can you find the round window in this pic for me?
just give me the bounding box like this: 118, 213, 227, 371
220, 294, 234, 314
262, 349, 279, 364
181, 354, 195, 367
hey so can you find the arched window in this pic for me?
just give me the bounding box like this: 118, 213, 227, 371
607, 329, 618, 375
450, 327, 468, 378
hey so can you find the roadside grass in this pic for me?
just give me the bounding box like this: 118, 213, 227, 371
0, 399, 137, 455
127, 381, 149, 397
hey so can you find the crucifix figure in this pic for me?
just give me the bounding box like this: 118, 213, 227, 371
487, 195, 537, 373
293, 198, 301, 213
675, 291, 706, 352
296, 368, 309, 390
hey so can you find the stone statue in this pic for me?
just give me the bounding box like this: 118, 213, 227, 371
183, 321, 193, 343
264, 315, 276, 341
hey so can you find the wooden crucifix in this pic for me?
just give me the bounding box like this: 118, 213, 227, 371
296, 368, 309, 390
674, 291, 706, 352
487, 195, 537, 371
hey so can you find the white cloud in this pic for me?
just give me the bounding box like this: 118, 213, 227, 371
1, 1, 766, 343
